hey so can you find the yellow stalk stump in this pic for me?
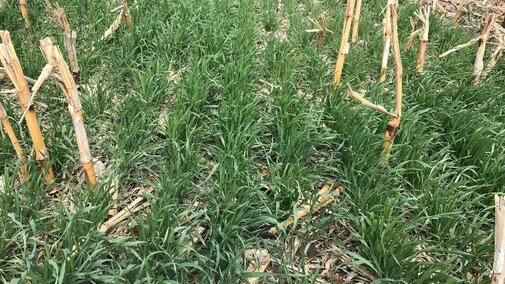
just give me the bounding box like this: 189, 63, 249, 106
493, 195, 505, 284
351, 0, 362, 44
472, 15, 496, 86
333, 0, 356, 86
0, 102, 28, 181
0, 31, 55, 185
19, 0, 30, 29
39, 38, 96, 186
380, 1, 403, 168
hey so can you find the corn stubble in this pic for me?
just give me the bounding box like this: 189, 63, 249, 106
39, 38, 97, 186
379, 1, 402, 168
333, 0, 356, 85
44, 0, 81, 84
0, 31, 55, 185
0, 102, 28, 181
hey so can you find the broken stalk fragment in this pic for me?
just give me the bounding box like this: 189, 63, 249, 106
306, 17, 332, 48
333, 0, 356, 86
416, 7, 431, 74
99, 187, 153, 233
348, 87, 399, 118
19, 0, 30, 29
380, 1, 403, 168
472, 15, 496, 86
379, 3, 392, 83
453, 0, 471, 24
101, 9, 125, 41
405, 17, 419, 51
120, 0, 133, 28
39, 38, 96, 186
19, 64, 53, 124
268, 181, 342, 236
45, 2, 80, 85
0, 102, 28, 181
351, 0, 362, 44
0, 31, 55, 185
483, 46, 503, 79
439, 36, 481, 57
493, 195, 505, 284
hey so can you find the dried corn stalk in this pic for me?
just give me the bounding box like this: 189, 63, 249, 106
44, 1, 80, 84
473, 14, 496, 86
453, 0, 472, 23
19, 0, 30, 29
269, 181, 342, 236
306, 17, 333, 48
19, 64, 53, 124
101, 1, 133, 41
351, 0, 362, 44
348, 87, 398, 118
245, 249, 271, 284
416, 6, 431, 74
39, 38, 96, 186
493, 195, 505, 284
120, 0, 133, 28
379, 3, 392, 83
101, 9, 125, 41
333, 0, 356, 85
99, 187, 153, 233
405, 17, 419, 51
0, 102, 28, 181
439, 36, 481, 57
0, 31, 55, 185
380, 1, 403, 168
483, 45, 504, 78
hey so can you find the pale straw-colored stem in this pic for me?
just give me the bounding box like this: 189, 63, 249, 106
0, 31, 54, 185
333, 0, 356, 86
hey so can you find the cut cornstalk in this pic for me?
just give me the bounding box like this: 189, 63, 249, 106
99, 187, 153, 233
439, 36, 481, 57
268, 181, 342, 236
390, 2, 403, 118
0, 102, 28, 181
333, 0, 356, 86
405, 17, 420, 51
493, 195, 505, 284
416, 7, 431, 74
306, 17, 333, 48
108, 177, 120, 216
379, 3, 392, 83
0, 31, 55, 185
39, 38, 96, 186
120, 0, 133, 28
348, 87, 398, 118
1, 67, 36, 85
453, 0, 471, 23
45, 2, 80, 84
19, 64, 53, 124
101, 9, 125, 41
351, 0, 362, 44
380, 1, 403, 168
472, 15, 496, 86
483, 46, 503, 79
19, 0, 30, 29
